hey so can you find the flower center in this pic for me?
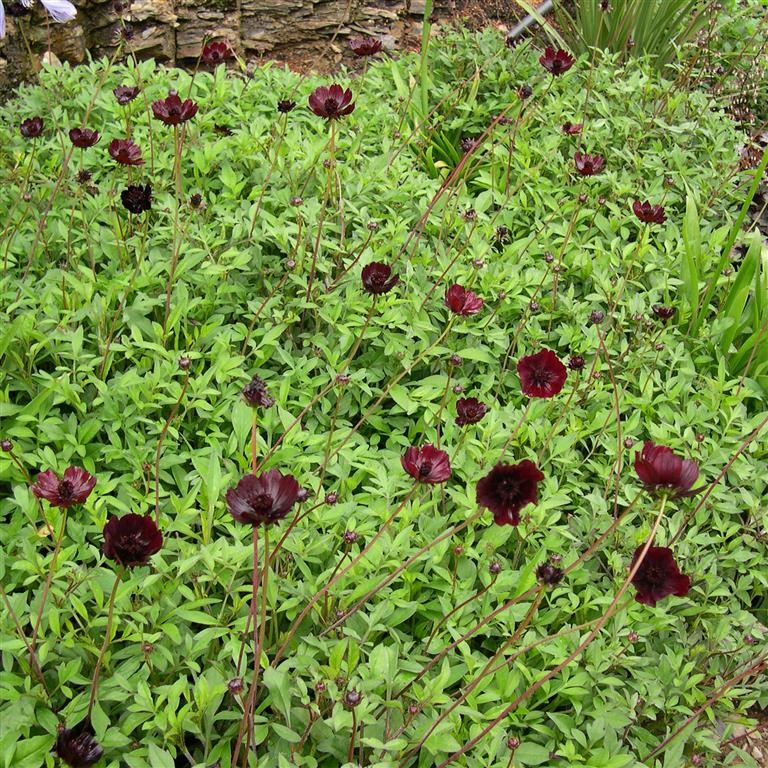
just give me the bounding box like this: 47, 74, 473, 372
249, 492, 273, 513
324, 98, 339, 114
530, 367, 554, 388
419, 462, 432, 477
497, 476, 522, 505
58, 480, 74, 502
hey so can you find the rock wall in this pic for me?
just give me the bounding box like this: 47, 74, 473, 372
0, 0, 458, 95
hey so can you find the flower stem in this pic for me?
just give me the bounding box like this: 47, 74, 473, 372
251, 410, 258, 475
163, 124, 185, 338
343, 297, 377, 370
1, 584, 49, 696
87, 566, 124, 721
272, 485, 418, 665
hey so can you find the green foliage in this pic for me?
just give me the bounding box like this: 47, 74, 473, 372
0, 27, 766, 768
553, 0, 710, 68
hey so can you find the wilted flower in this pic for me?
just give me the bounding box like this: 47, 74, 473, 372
517, 84, 533, 99
20, 117, 43, 139
102, 513, 163, 567
632, 200, 666, 225
201, 40, 232, 65
308, 84, 355, 120
652, 304, 675, 322
539, 47, 575, 75
536, 562, 564, 586
69, 127, 100, 148
561, 121, 583, 135
55, 720, 103, 767
517, 349, 568, 398
460, 136, 478, 153
113, 85, 140, 105
588, 309, 605, 325
455, 397, 488, 426
574, 151, 605, 176
476, 460, 544, 526
151, 91, 198, 126
214, 123, 233, 136
445, 284, 483, 315
277, 99, 296, 114
189, 192, 203, 208
31, 467, 96, 508
567, 355, 585, 371
634, 441, 699, 497
361, 262, 398, 295
401, 444, 451, 484
108, 138, 143, 166
121, 183, 152, 214
630, 545, 691, 606
349, 36, 382, 56
225, 469, 301, 526
242, 375, 274, 408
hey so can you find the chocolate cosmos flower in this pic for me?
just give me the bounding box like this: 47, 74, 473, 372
308, 84, 355, 120
121, 183, 152, 214
361, 262, 398, 295
633, 200, 666, 224
652, 304, 675, 322
630, 545, 691, 606
102, 513, 163, 567
444, 284, 484, 315
109, 138, 143, 166
574, 151, 605, 176
634, 441, 699, 497
476, 460, 544, 526
349, 36, 382, 56
455, 397, 488, 426
536, 562, 564, 586
55, 720, 103, 767
225, 469, 301, 525
31, 467, 96, 508
69, 128, 100, 148
401, 444, 451, 484
561, 121, 583, 135
202, 40, 232, 65
277, 99, 296, 113
539, 47, 575, 75
242, 375, 274, 408
20, 117, 44, 138
151, 92, 198, 126
517, 349, 568, 398
113, 85, 140, 105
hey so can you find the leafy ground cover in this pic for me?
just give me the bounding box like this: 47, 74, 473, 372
0, 22, 767, 768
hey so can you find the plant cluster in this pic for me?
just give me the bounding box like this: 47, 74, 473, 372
0, 24, 766, 768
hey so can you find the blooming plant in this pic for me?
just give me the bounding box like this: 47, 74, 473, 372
0, 24, 765, 768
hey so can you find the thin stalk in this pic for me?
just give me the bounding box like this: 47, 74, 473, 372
163, 124, 185, 338
86, 567, 124, 721
154, 371, 190, 524
272, 485, 418, 665
343, 297, 377, 370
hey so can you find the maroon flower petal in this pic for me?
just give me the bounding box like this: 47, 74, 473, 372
401, 444, 451, 484
102, 513, 163, 567
517, 349, 568, 398
476, 460, 544, 526
630, 545, 690, 606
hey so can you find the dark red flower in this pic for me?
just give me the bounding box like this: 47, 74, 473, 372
225, 469, 301, 525
20, 117, 44, 139
349, 36, 382, 56
277, 99, 296, 114
634, 442, 699, 497
630, 545, 690, 606
108, 138, 143, 166
567, 355, 585, 371
652, 304, 675, 322
308, 84, 355, 120
476, 460, 544, 526
632, 200, 666, 225
401, 444, 451, 484
561, 121, 583, 135
202, 40, 233, 65
113, 85, 140, 105
574, 151, 605, 176
242, 375, 274, 408
539, 47, 575, 75
361, 262, 398, 295
102, 513, 163, 567
55, 720, 103, 767
121, 183, 152, 214
536, 562, 564, 586
517, 349, 568, 398
151, 91, 198, 126
69, 128, 100, 148
31, 467, 96, 508
445, 284, 484, 315
455, 397, 488, 426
